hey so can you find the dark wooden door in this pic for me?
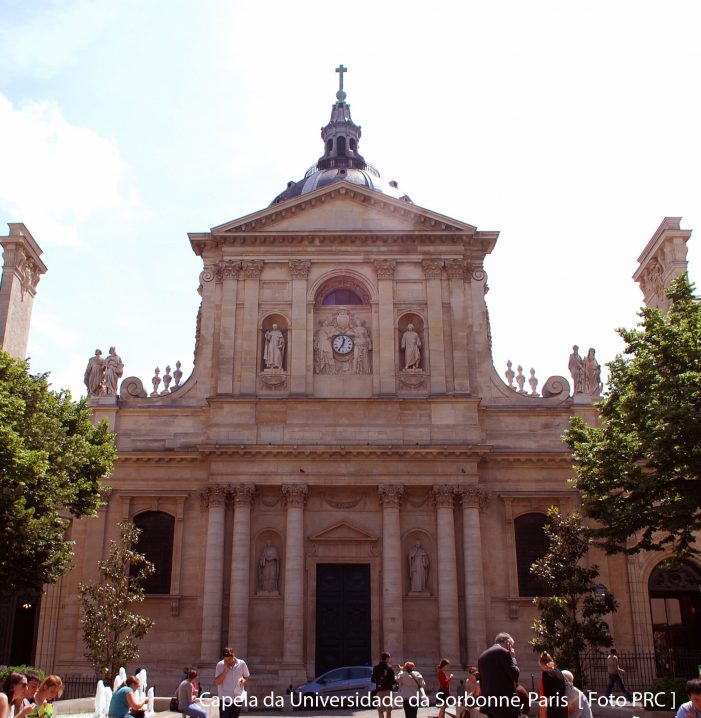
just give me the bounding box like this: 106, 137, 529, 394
315, 564, 371, 676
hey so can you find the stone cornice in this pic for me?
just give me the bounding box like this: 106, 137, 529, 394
190, 231, 493, 254
484, 451, 573, 467
118, 451, 203, 464
197, 444, 493, 460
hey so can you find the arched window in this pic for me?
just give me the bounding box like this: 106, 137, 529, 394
514, 512, 551, 597
337, 136, 347, 156
322, 289, 363, 305
649, 561, 701, 653
326, 139, 333, 154
131, 511, 175, 594
349, 138, 357, 154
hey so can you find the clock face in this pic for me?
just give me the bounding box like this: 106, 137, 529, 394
332, 334, 354, 355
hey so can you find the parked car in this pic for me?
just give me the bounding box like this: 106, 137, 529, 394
291, 666, 374, 709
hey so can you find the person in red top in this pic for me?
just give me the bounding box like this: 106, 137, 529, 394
436, 659, 454, 718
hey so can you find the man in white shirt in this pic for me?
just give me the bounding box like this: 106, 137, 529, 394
214, 647, 250, 718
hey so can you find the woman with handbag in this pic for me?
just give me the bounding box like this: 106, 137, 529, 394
395, 662, 427, 718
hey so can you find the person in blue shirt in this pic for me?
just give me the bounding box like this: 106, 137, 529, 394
675, 679, 701, 718
108, 676, 147, 718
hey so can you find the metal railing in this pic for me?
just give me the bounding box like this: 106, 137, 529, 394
579, 649, 701, 693
61, 674, 99, 700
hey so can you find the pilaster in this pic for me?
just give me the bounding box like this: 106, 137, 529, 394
228, 483, 255, 656
433, 485, 460, 661
217, 260, 240, 394
459, 486, 490, 662
289, 260, 311, 394
281, 483, 308, 674
374, 260, 397, 395
378, 484, 404, 656
422, 259, 447, 394
240, 260, 264, 394
200, 485, 227, 661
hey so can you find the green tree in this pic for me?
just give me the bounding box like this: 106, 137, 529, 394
565, 274, 701, 558
529, 507, 617, 686
0, 349, 115, 592
80, 521, 155, 681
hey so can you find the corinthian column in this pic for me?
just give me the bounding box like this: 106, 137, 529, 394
378, 484, 404, 655
281, 483, 308, 669
228, 483, 255, 656
459, 486, 489, 663
200, 485, 227, 661
433, 485, 460, 661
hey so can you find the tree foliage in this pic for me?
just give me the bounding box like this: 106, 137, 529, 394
565, 274, 701, 558
0, 349, 116, 592
529, 507, 617, 686
80, 521, 155, 681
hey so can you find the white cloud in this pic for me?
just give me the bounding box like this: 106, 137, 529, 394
0, 93, 137, 245
0, 0, 118, 79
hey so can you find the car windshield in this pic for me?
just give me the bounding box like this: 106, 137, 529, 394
320, 668, 349, 683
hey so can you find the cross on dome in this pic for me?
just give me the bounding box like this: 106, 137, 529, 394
335, 64, 348, 102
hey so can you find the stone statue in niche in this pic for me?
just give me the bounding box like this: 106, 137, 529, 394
264, 324, 286, 370
104, 347, 124, 396
351, 318, 372, 374
408, 539, 430, 594
583, 347, 602, 397
257, 539, 280, 594
401, 324, 422, 370
84, 349, 104, 397
568, 345, 584, 394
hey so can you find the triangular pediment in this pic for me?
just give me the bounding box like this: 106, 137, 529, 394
210, 182, 476, 235
309, 520, 378, 543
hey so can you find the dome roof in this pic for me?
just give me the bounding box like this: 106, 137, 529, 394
271, 65, 412, 206
272, 166, 411, 204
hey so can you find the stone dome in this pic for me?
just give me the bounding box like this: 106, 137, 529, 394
270, 65, 412, 206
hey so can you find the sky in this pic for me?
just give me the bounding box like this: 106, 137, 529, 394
0, 0, 699, 399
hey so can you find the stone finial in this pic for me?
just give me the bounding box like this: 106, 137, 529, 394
505, 360, 515, 388
515, 365, 526, 394
173, 360, 183, 387
150, 367, 161, 397
162, 365, 172, 394
529, 368, 539, 396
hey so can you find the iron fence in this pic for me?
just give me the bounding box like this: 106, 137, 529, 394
579, 649, 701, 693
61, 674, 99, 700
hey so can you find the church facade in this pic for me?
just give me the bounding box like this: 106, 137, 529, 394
29, 71, 698, 692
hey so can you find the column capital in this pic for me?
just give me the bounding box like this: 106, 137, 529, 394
282, 483, 308, 508
445, 258, 466, 279
458, 485, 491, 511
378, 484, 404, 508
233, 483, 256, 506
288, 259, 311, 279
422, 258, 444, 279
201, 484, 227, 509
432, 484, 456, 508
219, 259, 241, 281
242, 259, 264, 279
374, 258, 397, 279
